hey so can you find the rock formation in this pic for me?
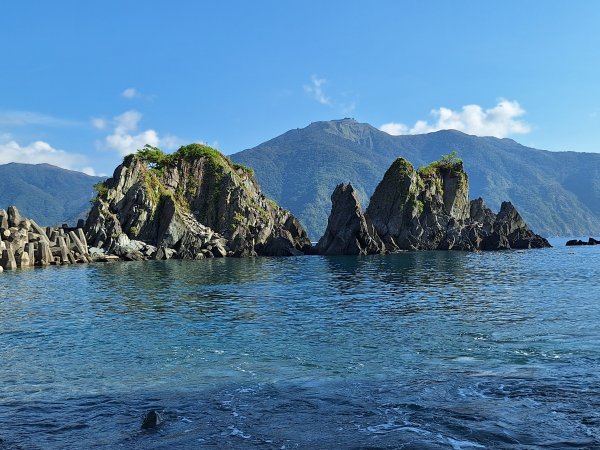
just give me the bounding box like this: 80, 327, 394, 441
316, 183, 384, 255
317, 155, 551, 254
566, 237, 600, 246
0, 206, 92, 271
85, 144, 311, 259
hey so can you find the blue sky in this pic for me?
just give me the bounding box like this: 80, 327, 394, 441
1, 1, 600, 175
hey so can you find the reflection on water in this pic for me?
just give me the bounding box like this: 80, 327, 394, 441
0, 245, 599, 448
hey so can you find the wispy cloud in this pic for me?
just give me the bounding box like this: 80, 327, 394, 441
304, 75, 331, 105
121, 87, 139, 99
380, 99, 531, 138
0, 133, 93, 173
303, 75, 357, 115
102, 110, 181, 156
0, 110, 80, 127
121, 87, 155, 101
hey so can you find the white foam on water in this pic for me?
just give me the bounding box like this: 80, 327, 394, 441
457, 386, 488, 399
235, 387, 256, 393
366, 420, 431, 436
453, 356, 477, 363
228, 425, 251, 439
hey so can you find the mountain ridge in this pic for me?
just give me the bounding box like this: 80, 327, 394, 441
0, 163, 106, 226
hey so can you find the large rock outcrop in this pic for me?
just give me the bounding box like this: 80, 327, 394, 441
317, 155, 550, 254
316, 183, 384, 255
85, 144, 311, 259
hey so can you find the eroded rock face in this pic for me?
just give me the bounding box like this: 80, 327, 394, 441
366, 157, 472, 250
316, 183, 384, 255
85, 145, 311, 259
318, 156, 550, 254
480, 201, 551, 250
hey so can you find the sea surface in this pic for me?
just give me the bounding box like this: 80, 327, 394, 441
0, 239, 599, 449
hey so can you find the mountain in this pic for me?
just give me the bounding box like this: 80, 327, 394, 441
231, 119, 600, 239
0, 163, 106, 226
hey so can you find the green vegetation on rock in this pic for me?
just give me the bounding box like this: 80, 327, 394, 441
133, 144, 253, 176
392, 157, 415, 175
418, 151, 464, 176
90, 181, 109, 205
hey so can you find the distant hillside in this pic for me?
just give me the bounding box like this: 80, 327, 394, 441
231, 119, 600, 239
0, 163, 106, 226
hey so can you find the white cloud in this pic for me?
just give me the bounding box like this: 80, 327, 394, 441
91, 117, 108, 130
380, 122, 409, 135
303, 76, 358, 115
114, 110, 142, 133
121, 87, 139, 99
380, 99, 531, 138
0, 110, 80, 127
81, 166, 97, 176
103, 110, 180, 156
304, 75, 331, 105
0, 135, 92, 173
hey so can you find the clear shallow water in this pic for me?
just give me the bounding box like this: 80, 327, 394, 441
0, 241, 599, 449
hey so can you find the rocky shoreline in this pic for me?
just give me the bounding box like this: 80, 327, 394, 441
1, 147, 554, 273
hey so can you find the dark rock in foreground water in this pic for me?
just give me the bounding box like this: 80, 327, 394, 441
317, 155, 550, 254
141, 410, 163, 430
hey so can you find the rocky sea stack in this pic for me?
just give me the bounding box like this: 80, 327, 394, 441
85, 144, 311, 260
317, 153, 551, 254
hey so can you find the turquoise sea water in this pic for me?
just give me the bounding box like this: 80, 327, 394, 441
0, 240, 599, 449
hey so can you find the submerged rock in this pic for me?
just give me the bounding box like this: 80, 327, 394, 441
316, 183, 384, 255
318, 155, 550, 254
85, 144, 312, 259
